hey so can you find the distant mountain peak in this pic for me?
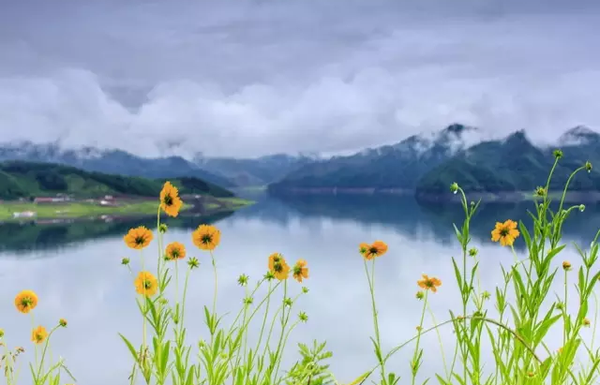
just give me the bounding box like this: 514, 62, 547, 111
440, 123, 479, 137
566, 125, 596, 135
559, 125, 599, 145
504, 129, 529, 142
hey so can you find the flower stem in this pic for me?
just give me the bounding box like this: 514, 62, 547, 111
364, 258, 386, 382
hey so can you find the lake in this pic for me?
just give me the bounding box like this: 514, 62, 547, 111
1, 194, 598, 384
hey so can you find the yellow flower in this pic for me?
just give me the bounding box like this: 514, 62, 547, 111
268, 252, 283, 271
359, 243, 370, 256
160, 181, 183, 217
292, 259, 309, 283
165, 242, 186, 261
15, 290, 38, 314
268, 254, 290, 281
124, 226, 154, 250
360, 241, 388, 260
31, 326, 48, 344
134, 271, 159, 297
192, 224, 221, 251
417, 274, 442, 293
491, 220, 520, 246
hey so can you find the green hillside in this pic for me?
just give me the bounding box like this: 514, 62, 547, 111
0, 161, 235, 200
415, 131, 600, 197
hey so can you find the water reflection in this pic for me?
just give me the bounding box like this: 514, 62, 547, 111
0, 212, 234, 254
262, 194, 600, 247
0, 195, 596, 384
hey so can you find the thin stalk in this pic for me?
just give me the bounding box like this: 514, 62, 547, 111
270, 280, 289, 383
563, 269, 568, 347
35, 327, 59, 381
30, 313, 38, 369
592, 292, 599, 351
411, 291, 428, 385
140, 249, 147, 369
382, 316, 543, 369
427, 302, 449, 380
210, 251, 218, 344
365, 258, 386, 382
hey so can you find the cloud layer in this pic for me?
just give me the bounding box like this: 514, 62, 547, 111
1, 0, 599, 158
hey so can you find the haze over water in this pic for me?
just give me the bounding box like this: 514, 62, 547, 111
0, 194, 597, 384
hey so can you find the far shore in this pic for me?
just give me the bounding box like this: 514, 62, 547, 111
266, 187, 600, 203
0, 195, 254, 223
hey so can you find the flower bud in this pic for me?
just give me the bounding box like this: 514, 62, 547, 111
237, 274, 249, 286
450, 182, 459, 194
553, 149, 563, 159
187, 257, 200, 270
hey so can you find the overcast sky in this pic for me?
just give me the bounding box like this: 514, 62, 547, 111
1, 0, 599, 158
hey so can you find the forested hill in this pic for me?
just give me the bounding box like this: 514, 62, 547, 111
0, 161, 234, 200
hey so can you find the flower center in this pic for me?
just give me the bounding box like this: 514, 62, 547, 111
143, 280, 152, 289
499, 228, 509, 237
164, 194, 173, 206
135, 236, 145, 245
201, 234, 213, 244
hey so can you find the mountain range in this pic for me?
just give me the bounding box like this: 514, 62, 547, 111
268, 124, 600, 200
268, 124, 481, 192
4, 124, 600, 201
0, 142, 314, 189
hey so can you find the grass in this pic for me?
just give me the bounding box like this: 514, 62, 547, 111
3, 157, 600, 385
0, 197, 253, 221
0, 201, 163, 220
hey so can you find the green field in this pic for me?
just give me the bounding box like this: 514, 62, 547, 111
0, 197, 253, 221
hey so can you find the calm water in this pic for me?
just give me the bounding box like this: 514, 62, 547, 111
0, 194, 598, 384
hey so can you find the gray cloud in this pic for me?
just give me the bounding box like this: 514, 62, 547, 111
0, 0, 599, 158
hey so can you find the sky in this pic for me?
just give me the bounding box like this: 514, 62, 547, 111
1, 0, 600, 158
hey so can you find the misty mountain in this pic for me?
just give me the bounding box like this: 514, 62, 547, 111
415, 126, 600, 198
268, 124, 600, 199
194, 153, 318, 187
268, 123, 480, 192
0, 142, 236, 187
0, 142, 319, 189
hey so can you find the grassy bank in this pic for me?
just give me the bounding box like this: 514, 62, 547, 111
0, 197, 253, 221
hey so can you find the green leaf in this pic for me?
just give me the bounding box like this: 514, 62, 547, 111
119, 334, 140, 364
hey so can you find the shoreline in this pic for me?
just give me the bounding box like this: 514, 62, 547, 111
267, 187, 600, 203
0, 196, 254, 224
